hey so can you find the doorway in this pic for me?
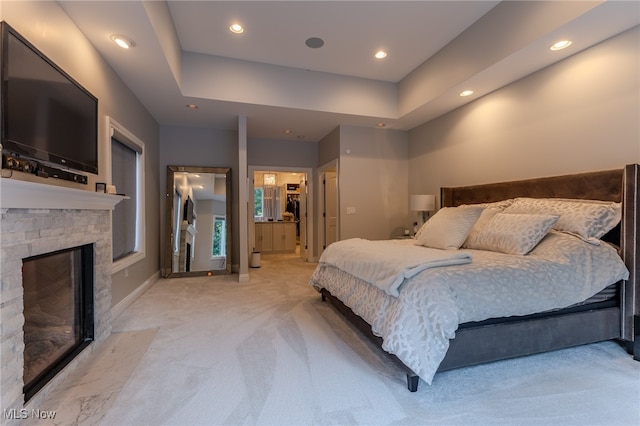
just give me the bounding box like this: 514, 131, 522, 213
248, 166, 314, 264
317, 160, 338, 258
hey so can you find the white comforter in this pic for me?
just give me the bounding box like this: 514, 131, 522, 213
318, 238, 472, 297
309, 231, 629, 385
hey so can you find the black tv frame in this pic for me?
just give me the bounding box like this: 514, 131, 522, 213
0, 22, 99, 176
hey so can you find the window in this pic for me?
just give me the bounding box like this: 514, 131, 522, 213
173, 189, 182, 253
212, 216, 226, 257
111, 139, 137, 260
108, 117, 145, 272
254, 187, 264, 218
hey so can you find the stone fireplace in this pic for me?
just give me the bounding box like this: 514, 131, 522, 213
178, 222, 196, 273
0, 178, 123, 414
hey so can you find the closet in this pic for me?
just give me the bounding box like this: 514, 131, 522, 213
255, 221, 296, 252
253, 174, 302, 254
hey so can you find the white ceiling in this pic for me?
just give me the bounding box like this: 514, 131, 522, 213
168, 1, 498, 82
59, 1, 639, 142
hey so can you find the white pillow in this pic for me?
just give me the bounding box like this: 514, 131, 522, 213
416, 207, 483, 250
463, 208, 502, 249
472, 213, 559, 255
502, 197, 621, 243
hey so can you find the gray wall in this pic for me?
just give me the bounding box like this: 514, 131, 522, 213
408, 26, 640, 205
159, 126, 240, 268
1, 2, 161, 308
338, 126, 409, 240
318, 127, 341, 168
248, 138, 318, 168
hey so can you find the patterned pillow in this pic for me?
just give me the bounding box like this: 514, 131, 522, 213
416, 207, 483, 250
502, 198, 621, 243
463, 208, 502, 249
472, 213, 559, 255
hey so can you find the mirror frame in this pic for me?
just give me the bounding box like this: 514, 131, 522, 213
163, 165, 232, 277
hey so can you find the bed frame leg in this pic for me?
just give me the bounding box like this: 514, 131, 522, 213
407, 373, 419, 392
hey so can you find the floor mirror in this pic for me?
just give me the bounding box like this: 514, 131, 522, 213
163, 166, 232, 277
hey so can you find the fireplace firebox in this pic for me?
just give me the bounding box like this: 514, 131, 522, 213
22, 244, 94, 402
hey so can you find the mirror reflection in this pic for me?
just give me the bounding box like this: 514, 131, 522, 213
164, 166, 232, 277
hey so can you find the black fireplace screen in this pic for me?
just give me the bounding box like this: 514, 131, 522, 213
22, 244, 94, 401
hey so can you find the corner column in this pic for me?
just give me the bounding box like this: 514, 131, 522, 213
238, 115, 250, 282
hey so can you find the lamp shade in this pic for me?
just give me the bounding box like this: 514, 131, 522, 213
410, 194, 435, 212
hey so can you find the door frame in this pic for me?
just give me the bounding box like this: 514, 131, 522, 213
248, 165, 314, 262
317, 160, 339, 259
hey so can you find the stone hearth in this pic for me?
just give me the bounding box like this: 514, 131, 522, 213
0, 179, 123, 417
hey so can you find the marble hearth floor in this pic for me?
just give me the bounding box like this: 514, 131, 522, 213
27, 252, 640, 425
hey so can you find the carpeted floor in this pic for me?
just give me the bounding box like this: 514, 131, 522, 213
30, 252, 640, 425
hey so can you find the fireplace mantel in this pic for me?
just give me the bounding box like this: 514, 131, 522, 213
0, 178, 126, 210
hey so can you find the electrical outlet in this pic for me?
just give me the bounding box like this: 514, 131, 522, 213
124, 268, 129, 278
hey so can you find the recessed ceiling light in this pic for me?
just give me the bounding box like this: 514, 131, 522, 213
377, 122, 386, 127
459, 90, 474, 97
283, 129, 293, 134
305, 37, 324, 49
229, 23, 244, 34
110, 34, 136, 49
374, 50, 387, 59
550, 40, 572, 51
185, 104, 199, 109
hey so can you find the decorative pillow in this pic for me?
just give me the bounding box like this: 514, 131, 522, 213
502, 197, 621, 243
471, 213, 559, 255
415, 207, 483, 250
463, 208, 502, 249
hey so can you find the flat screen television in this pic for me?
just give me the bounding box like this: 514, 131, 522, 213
1, 22, 98, 175
183, 196, 194, 224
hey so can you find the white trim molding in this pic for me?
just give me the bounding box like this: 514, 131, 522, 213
110, 270, 160, 320
107, 116, 147, 274
0, 178, 126, 210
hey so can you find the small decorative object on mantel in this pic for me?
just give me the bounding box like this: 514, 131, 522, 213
95, 182, 106, 193
106, 184, 117, 194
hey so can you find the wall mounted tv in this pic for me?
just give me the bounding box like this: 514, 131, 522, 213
1, 22, 98, 175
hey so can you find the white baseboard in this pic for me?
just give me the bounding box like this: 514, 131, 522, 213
110, 270, 160, 320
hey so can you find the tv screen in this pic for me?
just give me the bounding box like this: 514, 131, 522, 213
184, 197, 194, 224
1, 23, 98, 174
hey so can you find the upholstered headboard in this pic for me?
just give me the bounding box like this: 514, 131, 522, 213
441, 169, 623, 206
441, 164, 639, 349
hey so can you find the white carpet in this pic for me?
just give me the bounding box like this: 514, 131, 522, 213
32, 252, 640, 425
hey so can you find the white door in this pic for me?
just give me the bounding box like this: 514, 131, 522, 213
299, 177, 307, 260
324, 171, 337, 248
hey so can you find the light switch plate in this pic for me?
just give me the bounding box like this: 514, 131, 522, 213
346, 207, 356, 215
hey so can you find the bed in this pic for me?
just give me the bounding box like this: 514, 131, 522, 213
310, 164, 639, 392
